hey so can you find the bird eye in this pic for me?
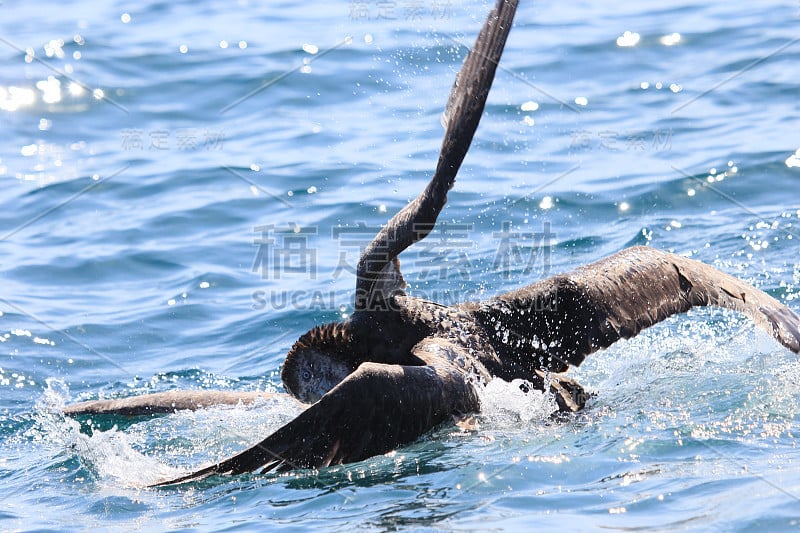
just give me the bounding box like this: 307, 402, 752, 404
301, 369, 312, 381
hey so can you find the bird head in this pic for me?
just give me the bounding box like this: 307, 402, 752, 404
281, 322, 357, 404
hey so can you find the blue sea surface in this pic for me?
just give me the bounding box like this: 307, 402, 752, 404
2, 0, 799, 530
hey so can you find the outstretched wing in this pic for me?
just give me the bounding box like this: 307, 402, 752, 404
355, 0, 519, 311
485, 246, 800, 372
152, 342, 479, 486
63, 390, 282, 417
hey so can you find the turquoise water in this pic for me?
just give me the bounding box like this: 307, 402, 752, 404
2, 0, 800, 530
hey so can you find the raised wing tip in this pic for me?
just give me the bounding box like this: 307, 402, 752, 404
149, 452, 289, 487
760, 306, 800, 354
149, 467, 218, 488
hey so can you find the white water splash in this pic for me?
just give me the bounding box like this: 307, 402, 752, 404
33, 379, 180, 488
33, 379, 304, 488
477, 378, 558, 427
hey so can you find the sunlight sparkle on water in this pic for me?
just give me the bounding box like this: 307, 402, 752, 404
21, 144, 38, 157
660, 33, 681, 46
616, 31, 640, 47
68, 82, 84, 97
36, 77, 62, 104
0, 86, 36, 111
44, 39, 65, 58
786, 149, 800, 168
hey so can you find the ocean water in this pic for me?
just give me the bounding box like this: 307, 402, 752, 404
1, 0, 799, 530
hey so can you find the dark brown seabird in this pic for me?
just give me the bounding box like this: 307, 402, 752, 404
64, 0, 800, 486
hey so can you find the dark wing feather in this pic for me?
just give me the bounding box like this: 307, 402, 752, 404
152, 345, 479, 486
486, 246, 800, 372
63, 391, 281, 416
355, 0, 518, 310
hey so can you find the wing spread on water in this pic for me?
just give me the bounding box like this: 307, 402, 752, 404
63, 391, 282, 416
151, 343, 479, 486
488, 246, 800, 372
